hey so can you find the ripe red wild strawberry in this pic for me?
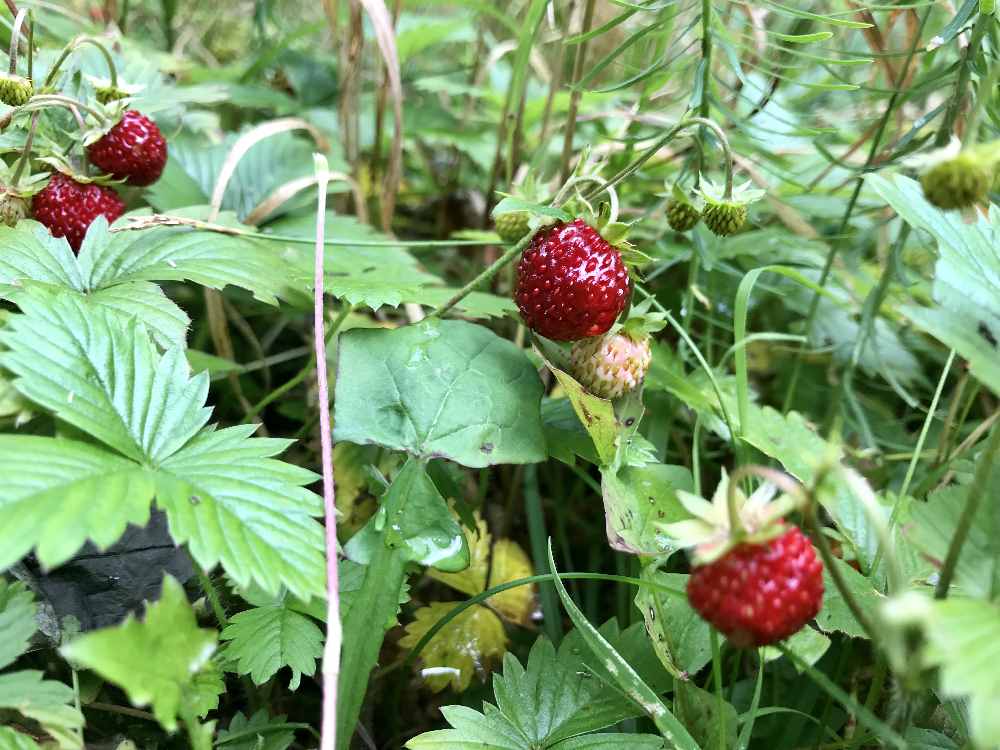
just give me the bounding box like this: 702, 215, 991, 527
88, 110, 168, 187
514, 219, 630, 341
686, 525, 824, 648
32, 173, 125, 252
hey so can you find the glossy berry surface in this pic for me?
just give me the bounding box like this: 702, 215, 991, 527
88, 110, 168, 187
514, 219, 630, 341
32, 173, 125, 252
687, 526, 824, 648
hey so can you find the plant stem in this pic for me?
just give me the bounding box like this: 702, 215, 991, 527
429, 234, 531, 318
806, 504, 878, 643
11, 110, 39, 186
41, 37, 118, 89
195, 565, 229, 629
936, 13, 991, 147
24, 94, 105, 122
314, 157, 340, 750
8, 7, 26, 74
782, 4, 933, 413
559, 0, 597, 183
684, 116, 734, 199
934, 418, 1000, 599
869, 350, 956, 579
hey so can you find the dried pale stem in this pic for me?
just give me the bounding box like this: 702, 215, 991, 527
314, 156, 341, 750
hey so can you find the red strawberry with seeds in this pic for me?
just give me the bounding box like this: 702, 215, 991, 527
88, 110, 167, 187
514, 219, 630, 341
686, 525, 824, 647
32, 173, 125, 252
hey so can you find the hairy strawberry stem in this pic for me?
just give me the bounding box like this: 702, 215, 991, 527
10, 110, 39, 186
580, 115, 734, 204
42, 36, 118, 90
430, 232, 534, 318
7, 7, 27, 75
552, 174, 619, 221
22, 94, 106, 123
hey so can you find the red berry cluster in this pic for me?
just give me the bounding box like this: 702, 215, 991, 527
686, 526, 824, 648
514, 219, 630, 341
32, 110, 167, 252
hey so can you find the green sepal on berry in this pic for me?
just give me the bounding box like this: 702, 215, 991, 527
696, 178, 764, 238
658, 470, 802, 565
665, 183, 701, 232
492, 177, 552, 243
0, 73, 33, 106
85, 75, 145, 105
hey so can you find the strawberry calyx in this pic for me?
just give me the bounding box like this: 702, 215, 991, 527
658, 469, 804, 565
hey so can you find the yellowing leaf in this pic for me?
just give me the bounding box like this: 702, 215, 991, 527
427, 513, 489, 597
333, 443, 378, 539
486, 539, 536, 625
399, 603, 507, 692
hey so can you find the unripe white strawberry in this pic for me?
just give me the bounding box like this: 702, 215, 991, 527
570, 331, 652, 399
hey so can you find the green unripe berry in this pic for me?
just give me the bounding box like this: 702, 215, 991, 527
495, 210, 530, 243
666, 199, 701, 232
702, 201, 748, 237
0, 73, 33, 107
920, 154, 990, 210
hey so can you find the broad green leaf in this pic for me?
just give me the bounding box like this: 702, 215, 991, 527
221, 603, 324, 690
0, 222, 85, 293
0, 671, 83, 750
541, 397, 600, 465
910, 468, 1000, 599
636, 569, 711, 677
216, 710, 296, 750
86, 281, 190, 346
922, 598, 1000, 749
762, 625, 831, 669
185, 660, 225, 719
552, 736, 663, 749
600, 462, 692, 555
0, 295, 212, 463
405, 705, 526, 750
155, 425, 326, 600
0, 727, 40, 750
0, 436, 154, 571
334, 319, 546, 467
548, 547, 698, 748
399, 602, 508, 692
84, 214, 293, 306
675, 682, 738, 750
867, 174, 1000, 396
337, 538, 408, 749
164, 131, 347, 221
740, 406, 838, 484
61, 575, 217, 732
547, 364, 618, 467
346, 459, 468, 571
815, 558, 883, 639
0, 580, 36, 670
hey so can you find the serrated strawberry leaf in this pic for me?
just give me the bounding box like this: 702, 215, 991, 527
866, 174, 1000, 396
220, 603, 324, 690
61, 575, 217, 732
0, 295, 211, 463
0, 296, 326, 599
0, 436, 154, 571
334, 319, 545, 467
